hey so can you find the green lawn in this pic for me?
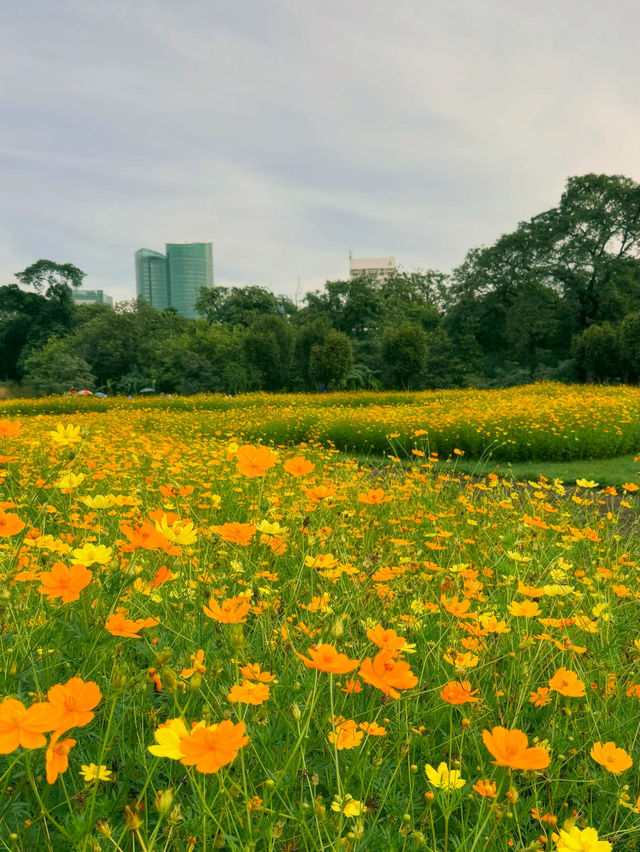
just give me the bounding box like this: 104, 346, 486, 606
354, 453, 639, 488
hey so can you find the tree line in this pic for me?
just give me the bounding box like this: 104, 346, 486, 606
2, 173, 639, 396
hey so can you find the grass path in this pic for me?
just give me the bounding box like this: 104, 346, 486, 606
353, 452, 638, 487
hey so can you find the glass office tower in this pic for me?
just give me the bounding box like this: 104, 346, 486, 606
135, 248, 169, 310
165, 243, 213, 319
134, 243, 213, 318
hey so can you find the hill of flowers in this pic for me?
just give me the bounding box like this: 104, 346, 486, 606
2, 381, 638, 461
0, 407, 638, 851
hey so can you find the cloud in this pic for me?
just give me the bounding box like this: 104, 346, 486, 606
0, 0, 637, 301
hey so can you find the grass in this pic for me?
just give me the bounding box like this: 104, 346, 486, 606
352, 453, 639, 488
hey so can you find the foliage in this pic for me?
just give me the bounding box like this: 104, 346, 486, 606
15, 258, 86, 294
381, 322, 428, 388
309, 330, 354, 389
22, 338, 95, 395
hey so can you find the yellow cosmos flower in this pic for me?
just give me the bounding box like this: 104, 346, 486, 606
80, 763, 112, 782
255, 520, 287, 537
155, 516, 198, 546
425, 762, 466, 792
553, 822, 611, 851
575, 479, 598, 488
71, 543, 112, 566
57, 472, 85, 490
148, 718, 190, 759
49, 424, 81, 446
331, 794, 367, 817
80, 495, 114, 510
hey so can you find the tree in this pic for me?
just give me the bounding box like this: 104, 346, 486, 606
446, 174, 640, 373
619, 311, 640, 381
23, 338, 95, 395
571, 323, 622, 382
293, 317, 332, 387
381, 323, 428, 389
309, 330, 353, 389
195, 286, 229, 322
15, 260, 86, 295
243, 315, 294, 390
0, 283, 77, 380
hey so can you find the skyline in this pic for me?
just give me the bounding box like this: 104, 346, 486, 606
1, 0, 638, 303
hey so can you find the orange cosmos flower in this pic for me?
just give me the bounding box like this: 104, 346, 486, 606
296, 643, 359, 674
357, 488, 391, 505
240, 663, 277, 683
517, 580, 546, 598
236, 445, 277, 478
328, 718, 363, 750
590, 741, 633, 774
211, 522, 255, 546
473, 779, 497, 798
548, 667, 585, 698
37, 562, 92, 603
47, 677, 102, 732
105, 611, 158, 638
181, 649, 206, 679
227, 680, 270, 705
304, 485, 336, 502
529, 687, 552, 707
440, 680, 479, 705
120, 520, 172, 553
0, 510, 25, 537
359, 720, 387, 736
283, 456, 315, 477
482, 726, 550, 770
366, 625, 408, 656
340, 676, 362, 694
179, 720, 249, 773
507, 600, 541, 618
358, 650, 418, 699
45, 731, 76, 783
0, 698, 59, 753
441, 594, 472, 618
203, 595, 251, 624
0, 419, 20, 438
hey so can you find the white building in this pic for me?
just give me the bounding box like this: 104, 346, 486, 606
349, 256, 396, 281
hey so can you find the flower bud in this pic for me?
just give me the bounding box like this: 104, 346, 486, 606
124, 806, 142, 832
155, 788, 174, 817
96, 821, 112, 837
291, 703, 301, 721
331, 617, 345, 638
229, 625, 244, 649
156, 648, 172, 666
161, 666, 177, 692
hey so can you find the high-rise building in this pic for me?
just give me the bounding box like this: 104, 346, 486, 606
349, 256, 396, 281
135, 249, 169, 310
165, 243, 213, 319
134, 243, 213, 318
72, 289, 113, 306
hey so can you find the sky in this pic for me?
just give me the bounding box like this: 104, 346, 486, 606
1, 0, 638, 303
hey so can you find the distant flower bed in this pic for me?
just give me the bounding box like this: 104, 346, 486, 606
2, 382, 638, 461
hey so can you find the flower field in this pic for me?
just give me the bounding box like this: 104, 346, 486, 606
0, 392, 638, 851
3, 381, 639, 461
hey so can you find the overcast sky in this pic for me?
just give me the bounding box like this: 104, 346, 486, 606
1, 0, 638, 302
